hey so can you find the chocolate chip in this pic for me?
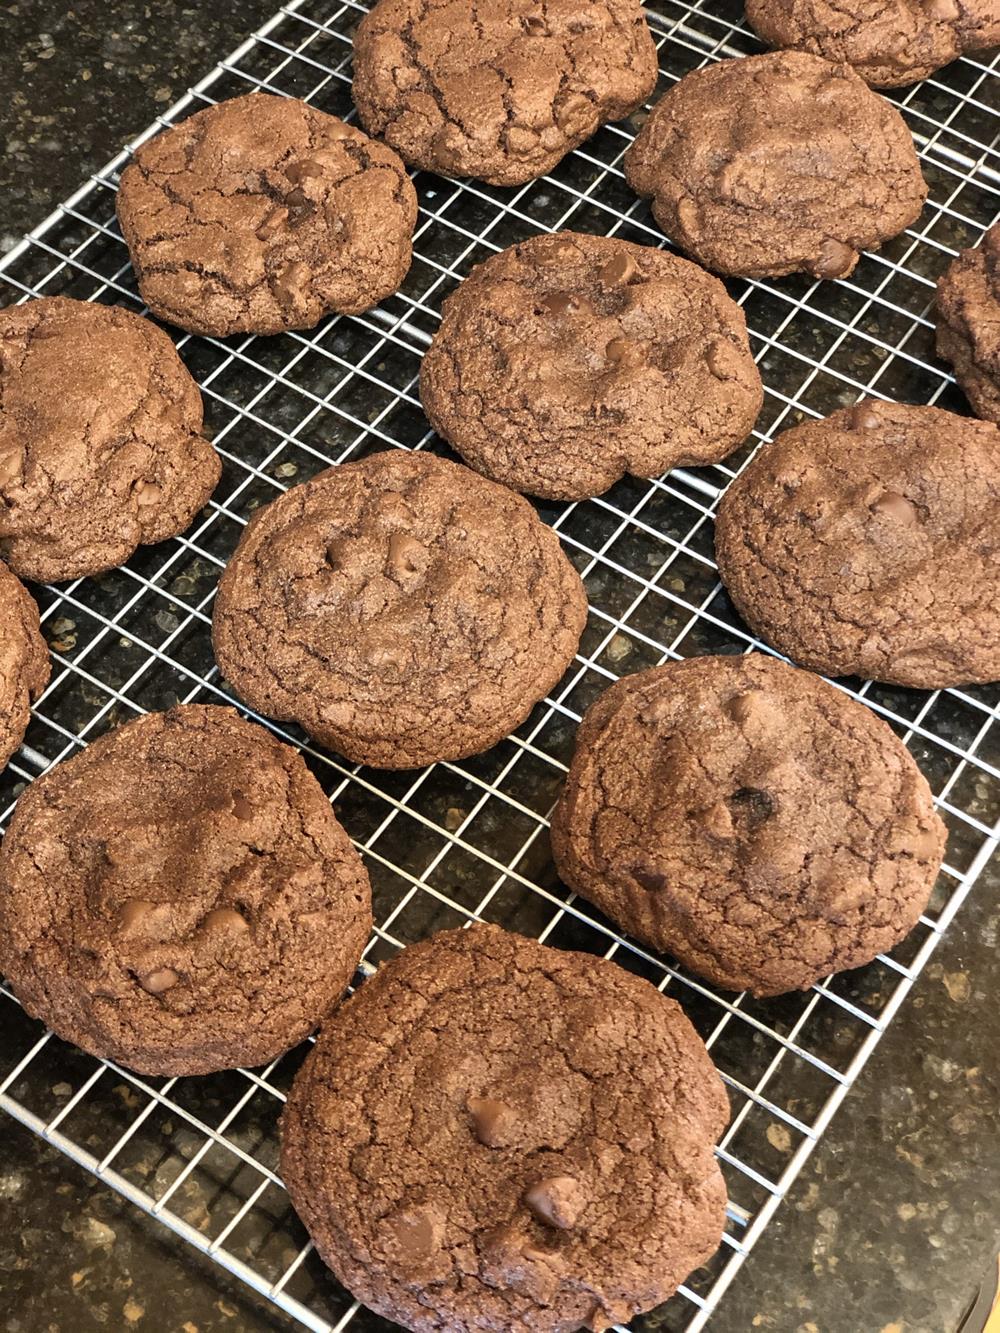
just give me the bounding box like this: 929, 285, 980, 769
523, 13, 547, 33
382, 1208, 435, 1263
706, 336, 742, 382
632, 863, 669, 893
555, 92, 593, 136
284, 158, 326, 185
231, 791, 255, 820
871, 491, 918, 524
599, 252, 640, 286
539, 292, 591, 317
604, 337, 646, 370
273, 261, 310, 305
850, 400, 882, 430
524, 1175, 585, 1230
923, 0, 960, 17
467, 1096, 517, 1147
676, 196, 701, 237
0, 448, 24, 488
387, 532, 426, 578
698, 800, 735, 840
325, 120, 356, 140
119, 899, 156, 931
200, 907, 250, 934
133, 480, 162, 508
256, 206, 287, 241
812, 238, 856, 280
141, 966, 179, 995
284, 187, 314, 227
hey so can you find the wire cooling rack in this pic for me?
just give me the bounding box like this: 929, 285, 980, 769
1, 2, 998, 1329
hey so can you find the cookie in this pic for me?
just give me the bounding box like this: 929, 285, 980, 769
624, 51, 927, 280
0, 562, 49, 770
715, 400, 1000, 688
116, 92, 417, 337
0, 705, 372, 1076
352, 0, 658, 188
0, 296, 220, 583
936, 220, 1000, 422
212, 451, 587, 768
551, 655, 945, 997
420, 231, 763, 501
281, 922, 728, 1332
746, 0, 1000, 88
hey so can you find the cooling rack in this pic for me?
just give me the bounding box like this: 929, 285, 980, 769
1, 1, 998, 1329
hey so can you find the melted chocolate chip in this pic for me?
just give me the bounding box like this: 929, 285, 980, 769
923, 0, 960, 17
599, 252, 640, 286
119, 898, 156, 931
0, 448, 23, 487
813, 238, 856, 280
231, 791, 255, 820
871, 491, 918, 525
141, 966, 179, 995
383, 1209, 435, 1263
133, 480, 162, 508
632, 864, 669, 893
604, 337, 646, 371
284, 158, 325, 185
706, 336, 742, 382
850, 400, 882, 430
467, 1096, 517, 1147
387, 532, 426, 578
200, 907, 250, 934
273, 261, 310, 304
524, 1175, 585, 1230
539, 292, 591, 317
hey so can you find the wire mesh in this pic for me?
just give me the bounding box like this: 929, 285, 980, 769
0, 1, 998, 1329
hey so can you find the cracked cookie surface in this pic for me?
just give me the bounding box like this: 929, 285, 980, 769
746, 0, 1000, 88
550, 655, 945, 997
281, 921, 728, 1332
116, 92, 418, 336
936, 219, 1000, 422
0, 296, 220, 583
352, 0, 658, 187
0, 705, 372, 1076
624, 51, 927, 280
715, 400, 1000, 688
0, 562, 49, 770
212, 450, 588, 768
420, 231, 763, 500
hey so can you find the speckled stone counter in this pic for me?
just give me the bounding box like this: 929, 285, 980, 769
1, 4, 998, 1333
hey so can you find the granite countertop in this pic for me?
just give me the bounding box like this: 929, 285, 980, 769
1, 4, 998, 1332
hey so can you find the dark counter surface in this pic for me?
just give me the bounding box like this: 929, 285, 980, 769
1, 4, 998, 1332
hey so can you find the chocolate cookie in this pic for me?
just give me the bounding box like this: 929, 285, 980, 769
746, 0, 1000, 88
420, 231, 763, 501
0, 706, 372, 1076
0, 562, 49, 770
213, 451, 587, 768
0, 297, 220, 583
116, 93, 417, 336
936, 220, 1000, 422
281, 922, 728, 1332
551, 655, 945, 997
624, 51, 927, 280
715, 400, 1000, 688
352, 0, 658, 188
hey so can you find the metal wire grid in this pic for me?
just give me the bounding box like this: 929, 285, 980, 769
0, 1, 997, 1329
